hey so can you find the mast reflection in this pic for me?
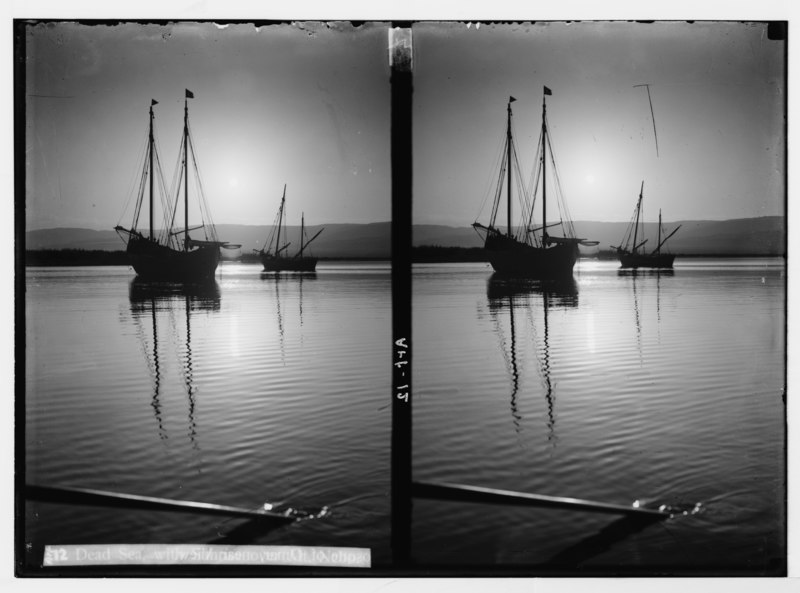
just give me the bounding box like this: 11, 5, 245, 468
129, 279, 221, 445
260, 272, 316, 359
616, 269, 673, 357
487, 275, 578, 443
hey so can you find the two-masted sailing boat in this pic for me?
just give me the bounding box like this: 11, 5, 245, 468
115, 90, 235, 282
612, 181, 681, 269
473, 87, 597, 277
258, 185, 324, 272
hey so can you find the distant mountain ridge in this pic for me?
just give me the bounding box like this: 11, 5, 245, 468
413, 216, 785, 256
24, 216, 785, 258
25, 223, 393, 259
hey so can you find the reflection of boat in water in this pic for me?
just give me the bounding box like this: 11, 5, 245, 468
129, 279, 221, 313
487, 274, 577, 441
257, 185, 324, 273
617, 268, 674, 278
612, 181, 680, 269
129, 279, 221, 444
258, 272, 316, 361
487, 274, 578, 307
617, 266, 673, 357
115, 91, 238, 282
472, 88, 596, 278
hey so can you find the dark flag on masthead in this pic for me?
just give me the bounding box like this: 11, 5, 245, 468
509, 96, 517, 103
544, 86, 552, 96
185, 89, 194, 99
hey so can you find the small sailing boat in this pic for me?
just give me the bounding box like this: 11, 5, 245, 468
473, 87, 597, 278
612, 181, 681, 269
115, 90, 236, 282
258, 185, 324, 272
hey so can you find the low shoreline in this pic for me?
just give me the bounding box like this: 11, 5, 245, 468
23, 248, 784, 267
23, 249, 390, 267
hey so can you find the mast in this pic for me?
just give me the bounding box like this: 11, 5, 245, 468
183, 91, 191, 252
276, 184, 286, 257
632, 181, 643, 255
506, 98, 513, 238
149, 100, 156, 240
542, 89, 548, 245
300, 212, 305, 257
657, 209, 662, 256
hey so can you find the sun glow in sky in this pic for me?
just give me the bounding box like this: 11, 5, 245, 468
412, 21, 785, 226
25, 21, 391, 231
22, 19, 787, 232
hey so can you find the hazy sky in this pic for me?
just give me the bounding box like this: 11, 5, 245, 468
413, 21, 786, 226
25, 21, 391, 231
22, 19, 788, 232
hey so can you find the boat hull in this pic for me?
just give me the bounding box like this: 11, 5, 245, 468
261, 254, 318, 272
485, 234, 578, 278
127, 236, 220, 281
619, 252, 675, 269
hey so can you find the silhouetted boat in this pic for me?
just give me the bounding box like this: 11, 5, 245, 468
115, 90, 237, 281
258, 185, 324, 272
612, 181, 681, 269
473, 87, 597, 277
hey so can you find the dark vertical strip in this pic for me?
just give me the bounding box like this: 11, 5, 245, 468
390, 26, 413, 568
14, 20, 28, 576
773, 20, 788, 577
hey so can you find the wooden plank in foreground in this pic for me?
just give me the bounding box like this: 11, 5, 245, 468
25, 484, 296, 523
412, 481, 670, 519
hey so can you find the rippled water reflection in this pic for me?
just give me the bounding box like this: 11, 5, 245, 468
412, 259, 785, 574
24, 262, 391, 568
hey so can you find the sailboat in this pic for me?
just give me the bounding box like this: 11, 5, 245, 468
258, 185, 324, 272
612, 181, 681, 269
115, 91, 236, 282
473, 87, 597, 278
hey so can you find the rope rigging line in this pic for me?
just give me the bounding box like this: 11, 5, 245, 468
620, 204, 640, 250
186, 120, 220, 243
117, 126, 150, 230
187, 130, 215, 242
167, 133, 186, 248
260, 199, 284, 254
153, 145, 174, 245
131, 152, 148, 232
150, 124, 172, 244
545, 128, 576, 239
511, 139, 532, 243
163, 142, 182, 250
526, 128, 544, 247
488, 145, 507, 229
478, 121, 512, 227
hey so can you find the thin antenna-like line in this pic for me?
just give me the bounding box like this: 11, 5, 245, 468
634, 83, 659, 157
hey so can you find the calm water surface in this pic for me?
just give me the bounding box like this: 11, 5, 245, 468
23, 257, 787, 573
411, 259, 785, 574
25, 261, 391, 568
